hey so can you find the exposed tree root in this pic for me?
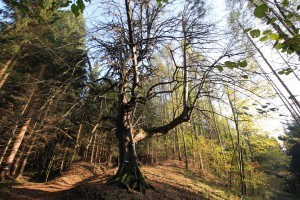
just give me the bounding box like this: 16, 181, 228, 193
106, 172, 155, 194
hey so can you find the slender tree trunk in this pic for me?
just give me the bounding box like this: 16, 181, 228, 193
175, 128, 182, 161
10, 143, 26, 177
0, 59, 13, 78
151, 140, 154, 165
60, 148, 68, 173
90, 133, 97, 164
0, 118, 31, 181
0, 72, 9, 89
227, 88, 247, 196
0, 59, 17, 89
198, 151, 204, 170
146, 140, 150, 164
172, 131, 176, 159
45, 144, 58, 183
240, 22, 300, 112
84, 124, 98, 161
71, 123, 83, 164
16, 140, 34, 178
257, 60, 300, 124
99, 135, 107, 164
191, 130, 196, 166
164, 135, 168, 160
0, 138, 13, 166
95, 136, 100, 164
180, 125, 188, 170
155, 138, 159, 164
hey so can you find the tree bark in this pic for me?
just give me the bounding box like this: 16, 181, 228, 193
0, 138, 13, 166
175, 127, 182, 161
10, 142, 26, 177
180, 125, 189, 170
0, 59, 16, 89
71, 123, 83, 164
227, 88, 247, 196
0, 117, 31, 181
198, 151, 204, 170
16, 140, 34, 179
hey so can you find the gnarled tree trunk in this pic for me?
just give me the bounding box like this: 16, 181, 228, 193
110, 100, 152, 193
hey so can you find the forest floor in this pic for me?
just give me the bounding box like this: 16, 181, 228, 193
0, 160, 296, 200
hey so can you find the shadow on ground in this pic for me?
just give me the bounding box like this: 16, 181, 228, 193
0, 175, 210, 200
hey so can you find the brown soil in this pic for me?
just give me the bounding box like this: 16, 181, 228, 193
0, 161, 238, 200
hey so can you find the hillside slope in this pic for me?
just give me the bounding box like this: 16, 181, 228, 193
0, 161, 238, 200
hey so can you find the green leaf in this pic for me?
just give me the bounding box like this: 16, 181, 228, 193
285, 70, 292, 75
163, 0, 168, 2
158, 2, 163, 7
241, 75, 248, 79
77, 0, 85, 12
284, 38, 300, 45
278, 136, 286, 141
278, 70, 285, 75
267, 18, 277, 25
274, 42, 283, 50
61, 1, 72, 7
71, 4, 80, 17
282, 0, 289, 7
260, 36, 269, 42
215, 65, 223, 72
39, 0, 45, 9
287, 13, 295, 19
263, 30, 272, 35
250, 29, 261, 38
238, 60, 247, 67
284, 19, 292, 27
254, 4, 268, 18
243, 28, 252, 33
287, 48, 294, 54
279, 33, 288, 39
11, 1, 30, 15
270, 33, 279, 40
225, 61, 236, 69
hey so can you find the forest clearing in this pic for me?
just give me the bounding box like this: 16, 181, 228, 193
0, 0, 300, 199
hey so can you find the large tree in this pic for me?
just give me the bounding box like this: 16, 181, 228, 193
88, 0, 232, 192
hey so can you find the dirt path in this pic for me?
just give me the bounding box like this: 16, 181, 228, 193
0, 163, 105, 200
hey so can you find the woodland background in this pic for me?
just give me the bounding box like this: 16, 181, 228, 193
0, 0, 300, 199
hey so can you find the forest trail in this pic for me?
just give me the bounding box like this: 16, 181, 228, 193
0, 160, 240, 200
0, 162, 105, 200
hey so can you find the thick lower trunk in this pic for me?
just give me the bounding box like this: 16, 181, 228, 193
109, 110, 153, 193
